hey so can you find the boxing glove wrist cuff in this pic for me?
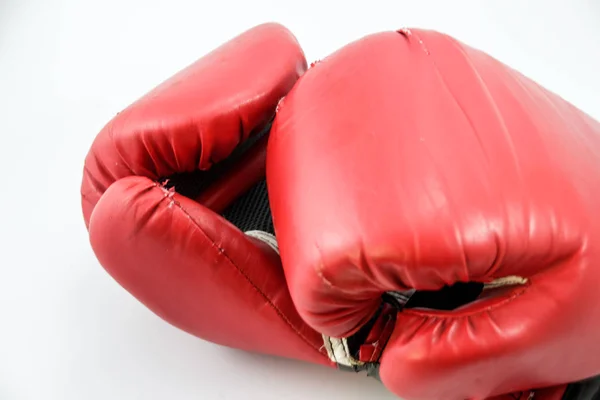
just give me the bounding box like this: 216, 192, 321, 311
322, 302, 398, 378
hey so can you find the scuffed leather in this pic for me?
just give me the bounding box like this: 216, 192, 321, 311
268, 27, 600, 400
81, 23, 332, 367
81, 22, 306, 224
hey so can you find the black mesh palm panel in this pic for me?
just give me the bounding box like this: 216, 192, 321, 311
221, 178, 274, 234
561, 376, 600, 400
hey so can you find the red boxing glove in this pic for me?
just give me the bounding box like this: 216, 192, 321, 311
268, 28, 600, 400
81, 23, 334, 368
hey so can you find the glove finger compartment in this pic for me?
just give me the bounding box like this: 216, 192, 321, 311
161, 123, 274, 236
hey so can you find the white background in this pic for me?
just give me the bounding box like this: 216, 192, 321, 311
1, 1, 599, 399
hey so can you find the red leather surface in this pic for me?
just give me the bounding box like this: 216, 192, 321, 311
81, 23, 332, 367
81, 22, 306, 224
89, 176, 329, 365
356, 304, 396, 364
268, 28, 600, 399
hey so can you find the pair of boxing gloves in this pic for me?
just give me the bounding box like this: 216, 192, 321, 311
81, 23, 600, 400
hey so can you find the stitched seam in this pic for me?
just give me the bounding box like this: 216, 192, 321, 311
166, 189, 326, 358
396, 30, 475, 284
422, 33, 506, 281
410, 30, 533, 282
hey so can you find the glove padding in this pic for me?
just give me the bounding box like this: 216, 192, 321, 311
268, 27, 600, 400
81, 23, 333, 367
